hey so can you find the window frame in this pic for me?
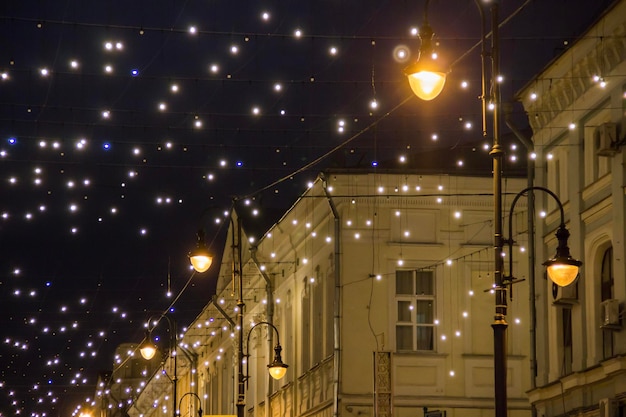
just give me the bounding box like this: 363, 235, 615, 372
395, 269, 436, 352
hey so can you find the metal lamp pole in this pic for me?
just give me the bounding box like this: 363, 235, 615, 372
230, 212, 245, 417
171, 319, 178, 417
187, 205, 244, 417
480, 2, 508, 417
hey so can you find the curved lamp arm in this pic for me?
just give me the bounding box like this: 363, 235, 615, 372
177, 392, 203, 417
243, 321, 289, 386
506, 186, 582, 288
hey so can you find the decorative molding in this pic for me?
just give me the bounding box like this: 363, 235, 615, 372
523, 22, 626, 131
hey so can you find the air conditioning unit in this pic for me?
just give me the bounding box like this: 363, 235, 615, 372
599, 398, 617, 417
600, 299, 621, 329
595, 122, 619, 157
552, 282, 578, 305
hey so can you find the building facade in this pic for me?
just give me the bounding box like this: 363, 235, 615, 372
517, 1, 626, 416
128, 172, 533, 417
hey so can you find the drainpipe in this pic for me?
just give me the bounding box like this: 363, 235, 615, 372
504, 103, 537, 401
250, 246, 275, 417
179, 345, 199, 396
320, 172, 341, 417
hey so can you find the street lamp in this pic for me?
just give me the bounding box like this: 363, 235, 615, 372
506, 186, 582, 287
139, 315, 178, 417
189, 229, 213, 273
139, 330, 158, 360
403, 0, 447, 100
189, 207, 286, 417
243, 321, 289, 384
189, 208, 246, 417
543, 227, 582, 287
177, 392, 203, 417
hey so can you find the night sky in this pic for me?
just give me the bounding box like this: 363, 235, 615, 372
0, 0, 616, 415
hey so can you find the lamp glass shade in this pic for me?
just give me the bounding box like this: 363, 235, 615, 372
267, 344, 288, 380
546, 263, 579, 287
407, 70, 447, 101
189, 253, 213, 273
139, 341, 157, 360
268, 363, 288, 380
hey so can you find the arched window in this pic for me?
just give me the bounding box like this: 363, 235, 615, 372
600, 247, 614, 301
600, 246, 614, 359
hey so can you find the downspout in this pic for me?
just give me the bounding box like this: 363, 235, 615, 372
179, 346, 199, 396
320, 172, 341, 417
504, 104, 537, 399
250, 246, 275, 417
250, 246, 274, 319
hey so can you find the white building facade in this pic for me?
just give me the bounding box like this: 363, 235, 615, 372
517, 1, 626, 416
129, 172, 533, 417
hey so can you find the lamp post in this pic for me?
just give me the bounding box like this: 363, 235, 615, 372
405, 2, 580, 417
189, 208, 246, 417
189, 229, 213, 273
189, 208, 287, 417
177, 392, 203, 417
139, 314, 178, 417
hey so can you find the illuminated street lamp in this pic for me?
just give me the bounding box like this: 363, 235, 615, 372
543, 225, 582, 287
403, 0, 447, 100
189, 229, 213, 273
506, 186, 582, 287
139, 331, 158, 360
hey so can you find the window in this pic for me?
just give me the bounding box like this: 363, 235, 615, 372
601, 247, 614, 301
395, 270, 435, 351
561, 307, 573, 375
302, 286, 311, 367
584, 122, 612, 186
601, 246, 614, 359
